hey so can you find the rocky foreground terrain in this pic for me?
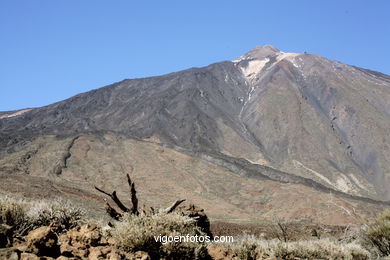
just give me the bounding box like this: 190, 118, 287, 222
1, 195, 388, 259
0, 45, 389, 225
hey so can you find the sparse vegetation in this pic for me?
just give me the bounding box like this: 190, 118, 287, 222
0, 196, 30, 236
221, 235, 370, 260
0, 197, 26, 227
95, 173, 212, 237
1, 176, 390, 259
26, 198, 85, 234
362, 210, 390, 256
112, 212, 208, 259
0, 196, 84, 236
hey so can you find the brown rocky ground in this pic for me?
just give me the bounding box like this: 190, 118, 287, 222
0, 224, 151, 260
0, 222, 368, 260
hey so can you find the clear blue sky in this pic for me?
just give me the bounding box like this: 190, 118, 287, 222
1, 1, 389, 111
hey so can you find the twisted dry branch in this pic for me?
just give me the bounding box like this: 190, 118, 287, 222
95, 174, 185, 220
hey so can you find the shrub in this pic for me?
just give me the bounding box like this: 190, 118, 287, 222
363, 210, 390, 256
226, 235, 272, 260
27, 199, 85, 234
221, 235, 370, 260
0, 197, 30, 234
112, 212, 209, 259
273, 239, 370, 260
0, 196, 85, 236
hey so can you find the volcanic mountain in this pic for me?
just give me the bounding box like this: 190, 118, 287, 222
0, 45, 389, 224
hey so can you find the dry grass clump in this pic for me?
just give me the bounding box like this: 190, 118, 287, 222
274, 239, 370, 260
362, 210, 390, 257
222, 235, 370, 260
224, 235, 271, 260
0, 196, 85, 235
112, 212, 209, 259
26, 198, 85, 234
0, 196, 30, 233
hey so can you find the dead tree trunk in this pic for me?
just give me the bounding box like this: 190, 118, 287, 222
126, 174, 139, 215
95, 174, 187, 220
95, 174, 140, 218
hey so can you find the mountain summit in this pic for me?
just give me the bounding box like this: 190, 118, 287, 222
234, 44, 281, 61
0, 46, 389, 223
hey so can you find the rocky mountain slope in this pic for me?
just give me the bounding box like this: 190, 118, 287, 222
0, 45, 389, 224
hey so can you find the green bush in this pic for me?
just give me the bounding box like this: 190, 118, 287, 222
363, 210, 390, 256
112, 212, 209, 259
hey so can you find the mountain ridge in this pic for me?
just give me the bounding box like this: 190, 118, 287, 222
0, 45, 389, 223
